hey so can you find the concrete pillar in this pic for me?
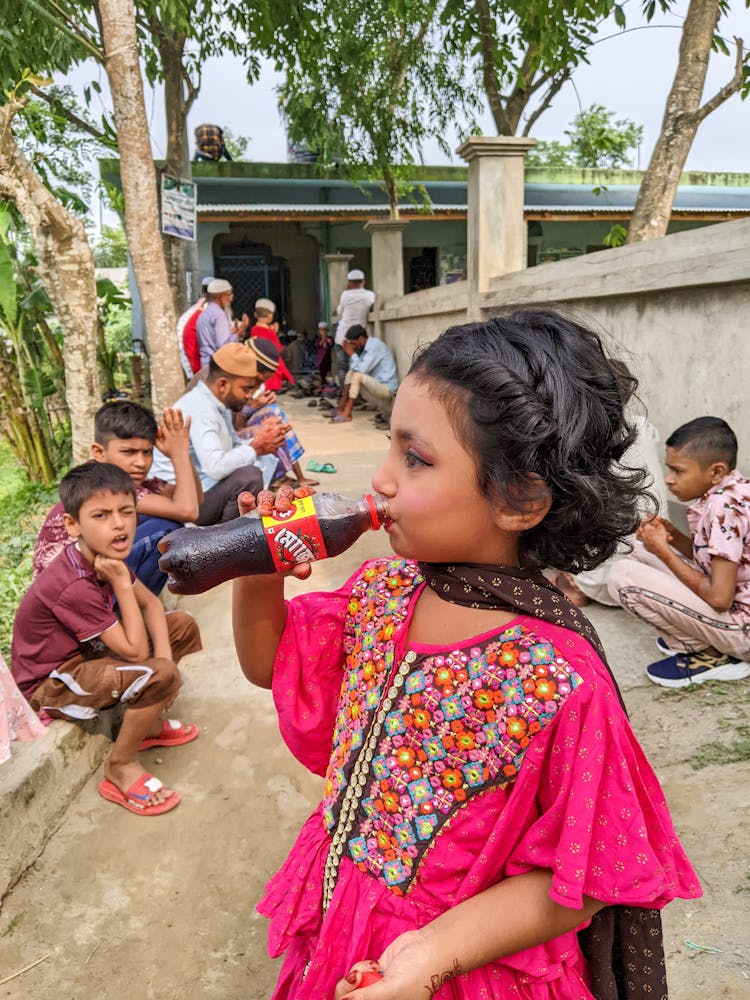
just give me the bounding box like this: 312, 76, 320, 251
456, 136, 535, 304
363, 220, 406, 305
324, 253, 354, 320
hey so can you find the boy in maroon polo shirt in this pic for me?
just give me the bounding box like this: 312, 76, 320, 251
11, 462, 202, 816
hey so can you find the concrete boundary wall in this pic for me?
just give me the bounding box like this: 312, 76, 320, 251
377, 280, 469, 376
378, 218, 750, 467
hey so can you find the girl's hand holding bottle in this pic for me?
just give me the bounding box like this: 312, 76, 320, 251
229, 484, 321, 691
220, 483, 386, 690
236, 485, 315, 582
159, 487, 388, 594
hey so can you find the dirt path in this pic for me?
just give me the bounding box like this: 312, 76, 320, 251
1, 398, 748, 999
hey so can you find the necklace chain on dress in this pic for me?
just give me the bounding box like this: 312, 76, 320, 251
322, 650, 417, 912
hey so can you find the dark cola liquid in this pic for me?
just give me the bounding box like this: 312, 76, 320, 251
158, 492, 388, 595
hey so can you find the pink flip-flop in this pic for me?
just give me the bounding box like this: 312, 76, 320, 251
98, 773, 180, 816
139, 719, 199, 751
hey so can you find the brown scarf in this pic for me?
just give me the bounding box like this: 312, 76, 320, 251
420, 562, 669, 1000
419, 561, 609, 664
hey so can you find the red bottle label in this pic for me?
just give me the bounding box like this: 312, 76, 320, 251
262, 496, 327, 571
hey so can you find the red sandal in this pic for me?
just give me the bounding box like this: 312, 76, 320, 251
139, 719, 199, 751
98, 773, 180, 816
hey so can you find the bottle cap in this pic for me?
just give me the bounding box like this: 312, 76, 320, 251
358, 970, 384, 986
365, 493, 389, 530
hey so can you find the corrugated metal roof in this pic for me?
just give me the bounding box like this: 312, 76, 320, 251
196, 203, 467, 214
197, 201, 749, 216
525, 204, 750, 214
525, 183, 750, 211
196, 181, 750, 215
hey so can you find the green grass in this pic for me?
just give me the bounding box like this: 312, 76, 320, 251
656, 681, 750, 707
0, 444, 27, 500
1, 912, 23, 936
687, 722, 750, 770
0, 444, 58, 659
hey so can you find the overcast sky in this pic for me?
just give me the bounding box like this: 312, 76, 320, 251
62, 0, 750, 228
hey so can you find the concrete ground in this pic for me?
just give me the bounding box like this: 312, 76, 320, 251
0, 395, 748, 999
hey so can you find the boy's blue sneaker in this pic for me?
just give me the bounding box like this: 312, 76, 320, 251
655, 636, 679, 656
645, 650, 750, 688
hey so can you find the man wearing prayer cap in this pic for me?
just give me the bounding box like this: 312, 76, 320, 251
176, 275, 214, 377
150, 342, 288, 524
333, 268, 375, 390
195, 277, 250, 368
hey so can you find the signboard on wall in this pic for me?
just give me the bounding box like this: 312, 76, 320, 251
161, 175, 196, 241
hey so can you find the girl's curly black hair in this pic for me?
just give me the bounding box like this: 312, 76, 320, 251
409, 309, 653, 573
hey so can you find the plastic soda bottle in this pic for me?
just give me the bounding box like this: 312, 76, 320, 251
158, 492, 389, 594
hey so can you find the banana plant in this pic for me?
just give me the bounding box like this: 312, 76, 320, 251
0, 208, 59, 485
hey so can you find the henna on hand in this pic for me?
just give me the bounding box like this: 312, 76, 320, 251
256, 490, 275, 517
274, 484, 296, 513
423, 958, 463, 997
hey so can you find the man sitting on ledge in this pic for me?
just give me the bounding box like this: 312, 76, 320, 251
327, 325, 398, 425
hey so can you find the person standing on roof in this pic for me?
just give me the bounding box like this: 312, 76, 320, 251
333, 269, 375, 390
193, 124, 232, 162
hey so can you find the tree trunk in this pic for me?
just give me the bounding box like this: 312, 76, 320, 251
627, 0, 722, 243
0, 98, 99, 464
160, 30, 191, 315
474, 0, 513, 134
383, 168, 400, 221
98, 0, 183, 412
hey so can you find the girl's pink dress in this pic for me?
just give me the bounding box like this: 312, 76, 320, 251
1, 653, 46, 764
259, 558, 700, 999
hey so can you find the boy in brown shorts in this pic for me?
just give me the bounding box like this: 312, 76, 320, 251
11, 462, 202, 815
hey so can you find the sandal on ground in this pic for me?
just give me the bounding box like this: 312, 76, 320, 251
329, 412, 351, 423
306, 460, 337, 474
98, 773, 180, 816
139, 719, 199, 751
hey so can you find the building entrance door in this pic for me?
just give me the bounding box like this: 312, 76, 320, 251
213, 239, 291, 325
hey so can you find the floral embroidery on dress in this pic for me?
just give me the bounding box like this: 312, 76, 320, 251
322, 559, 421, 830
322, 559, 583, 896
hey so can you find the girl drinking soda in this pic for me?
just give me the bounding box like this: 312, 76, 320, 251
233, 311, 699, 999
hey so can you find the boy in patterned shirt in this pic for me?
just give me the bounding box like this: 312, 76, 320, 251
610, 416, 750, 687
